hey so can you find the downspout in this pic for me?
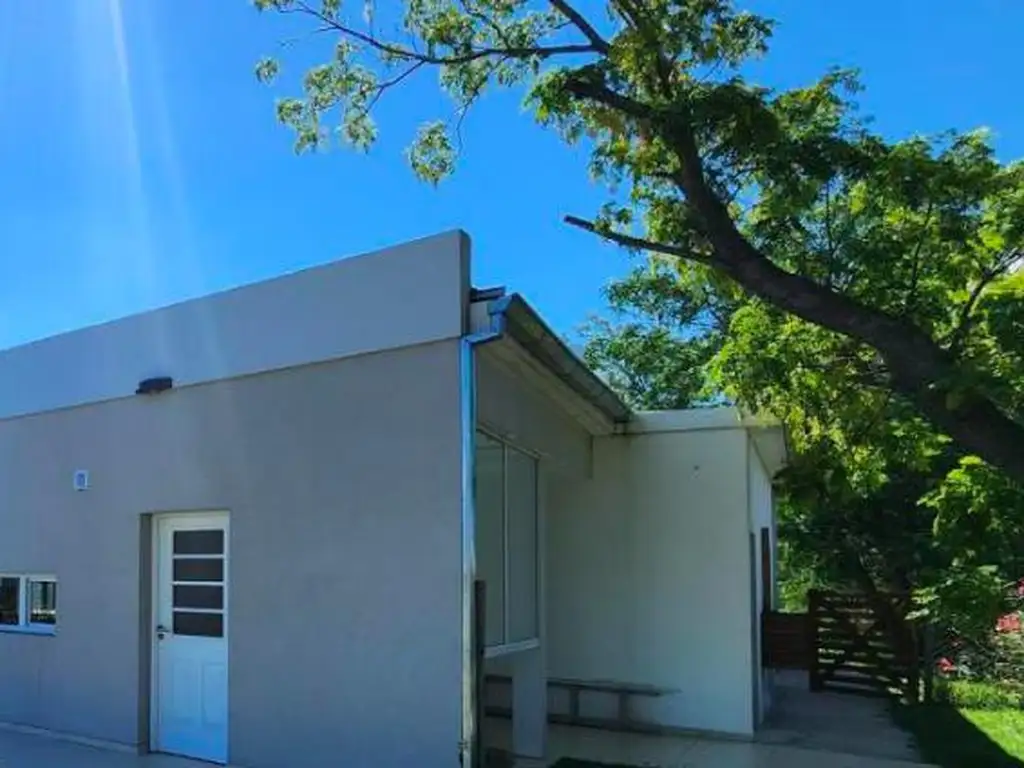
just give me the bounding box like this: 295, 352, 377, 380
459, 297, 511, 768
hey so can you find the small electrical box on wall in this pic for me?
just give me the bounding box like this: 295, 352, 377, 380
73, 470, 90, 492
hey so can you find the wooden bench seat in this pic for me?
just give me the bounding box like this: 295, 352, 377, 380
484, 674, 675, 733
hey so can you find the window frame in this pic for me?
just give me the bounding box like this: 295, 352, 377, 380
475, 428, 541, 656
0, 573, 57, 635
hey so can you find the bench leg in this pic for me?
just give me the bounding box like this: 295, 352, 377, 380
617, 691, 630, 725
512, 649, 546, 759
569, 688, 580, 719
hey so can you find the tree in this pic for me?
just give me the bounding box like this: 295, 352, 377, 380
253, 0, 1024, 480
583, 257, 1024, 635
581, 262, 729, 409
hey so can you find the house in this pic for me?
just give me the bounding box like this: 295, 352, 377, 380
0, 231, 786, 767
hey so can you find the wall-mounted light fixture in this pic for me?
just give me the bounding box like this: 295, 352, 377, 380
136, 376, 174, 395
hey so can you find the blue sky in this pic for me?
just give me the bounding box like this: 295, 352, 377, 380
0, 1, 1021, 350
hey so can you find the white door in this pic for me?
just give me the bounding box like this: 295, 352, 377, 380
152, 512, 229, 763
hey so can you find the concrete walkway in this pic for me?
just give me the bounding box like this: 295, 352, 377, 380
540, 724, 929, 767
0, 727, 199, 768
0, 712, 933, 768
757, 671, 923, 762
487, 720, 933, 767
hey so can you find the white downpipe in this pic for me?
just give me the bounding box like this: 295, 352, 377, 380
459, 298, 510, 767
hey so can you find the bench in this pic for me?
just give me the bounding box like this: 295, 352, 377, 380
484, 674, 675, 733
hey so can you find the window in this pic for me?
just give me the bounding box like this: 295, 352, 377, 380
473, 431, 540, 650
171, 527, 226, 638
0, 574, 57, 633
30, 579, 58, 625
475, 433, 506, 645
506, 449, 538, 643
0, 577, 19, 625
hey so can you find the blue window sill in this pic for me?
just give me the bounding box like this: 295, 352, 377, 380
0, 625, 57, 636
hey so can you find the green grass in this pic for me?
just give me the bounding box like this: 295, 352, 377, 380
962, 710, 1024, 758
938, 679, 1024, 710
895, 701, 1024, 768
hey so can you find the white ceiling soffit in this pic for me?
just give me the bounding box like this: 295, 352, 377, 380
482, 337, 617, 436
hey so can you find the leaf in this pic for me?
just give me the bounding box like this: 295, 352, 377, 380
254, 57, 280, 84
407, 122, 455, 185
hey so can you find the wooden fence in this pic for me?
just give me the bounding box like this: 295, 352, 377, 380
808, 590, 919, 699
762, 611, 812, 670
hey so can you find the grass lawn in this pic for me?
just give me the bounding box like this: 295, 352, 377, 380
895, 704, 1024, 768
962, 710, 1024, 758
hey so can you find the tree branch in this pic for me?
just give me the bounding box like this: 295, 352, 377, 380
564, 216, 711, 263
903, 201, 934, 316
548, 0, 611, 54
561, 77, 658, 123
285, 1, 598, 64
947, 248, 1022, 358
453, 54, 511, 147
366, 60, 428, 111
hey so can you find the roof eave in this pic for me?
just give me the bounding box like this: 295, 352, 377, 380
480, 293, 632, 426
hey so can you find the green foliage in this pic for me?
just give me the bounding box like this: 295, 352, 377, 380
579, 193, 1024, 634
995, 631, 1024, 686
914, 565, 1013, 640
581, 261, 730, 409
254, 0, 1024, 479
925, 458, 1024, 575
776, 535, 822, 612
407, 122, 455, 186
937, 679, 1024, 711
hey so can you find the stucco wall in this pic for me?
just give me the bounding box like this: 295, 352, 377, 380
476, 344, 592, 481
0, 341, 464, 767
476, 341, 593, 754
0, 230, 469, 421
546, 427, 757, 737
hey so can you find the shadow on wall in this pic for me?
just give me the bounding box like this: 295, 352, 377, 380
894, 703, 1024, 768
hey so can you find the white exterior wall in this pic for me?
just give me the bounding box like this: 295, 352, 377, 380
0, 232, 472, 767
0, 230, 470, 420
476, 344, 592, 480
547, 427, 757, 737
476, 342, 596, 757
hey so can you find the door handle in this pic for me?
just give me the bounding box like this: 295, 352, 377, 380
156, 625, 170, 640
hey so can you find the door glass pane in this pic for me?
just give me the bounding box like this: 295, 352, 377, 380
474, 432, 505, 646
174, 585, 223, 610
173, 558, 224, 582
507, 448, 539, 642
0, 577, 20, 625
173, 530, 224, 555
173, 611, 223, 637
29, 580, 57, 625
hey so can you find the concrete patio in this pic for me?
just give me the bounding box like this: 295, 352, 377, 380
0, 721, 935, 768
0, 727, 198, 767
757, 671, 922, 762
487, 720, 934, 767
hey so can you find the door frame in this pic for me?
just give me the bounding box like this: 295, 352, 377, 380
148, 510, 230, 757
